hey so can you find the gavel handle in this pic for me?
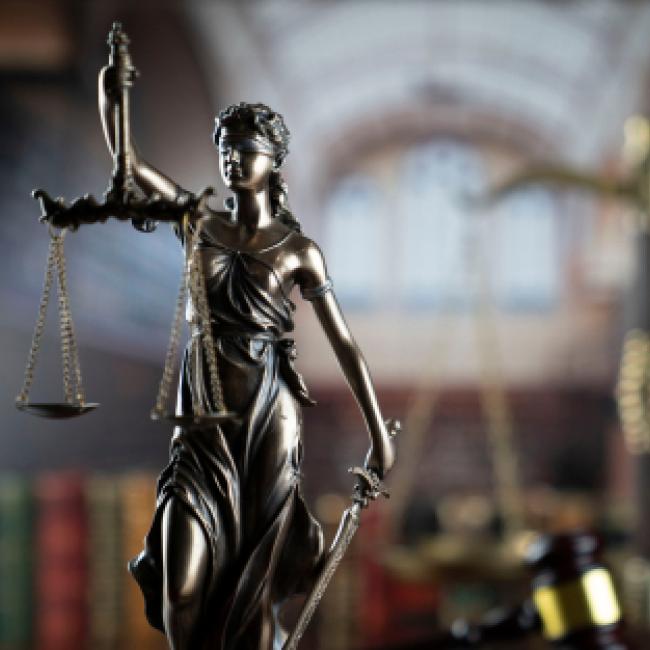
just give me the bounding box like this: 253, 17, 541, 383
447, 601, 540, 647
371, 601, 539, 649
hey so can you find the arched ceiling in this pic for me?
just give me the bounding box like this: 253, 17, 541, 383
183, 1, 650, 386
4, 2, 650, 382
186, 1, 650, 221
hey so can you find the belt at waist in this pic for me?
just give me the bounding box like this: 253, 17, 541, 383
187, 327, 314, 406
190, 324, 280, 342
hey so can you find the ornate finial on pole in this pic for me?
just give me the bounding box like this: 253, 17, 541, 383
105, 22, 137, 203
32, 22, 200, 229
108, 21, 128, 44
107, 22, 133, 79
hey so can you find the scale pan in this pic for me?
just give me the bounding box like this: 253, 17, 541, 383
16, 402, 100, 419
151, 412, 241, 427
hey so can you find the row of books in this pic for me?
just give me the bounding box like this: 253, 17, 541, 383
1, 471, 525, 649
0, 472, 167, 650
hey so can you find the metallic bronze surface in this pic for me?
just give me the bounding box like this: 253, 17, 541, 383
151, 413, 241, 427
16, 226, 99, 417
285, 465, 393, 650
15, 402, 99, 419
34, 24, 215, 233
35, 25, 397, 650
104, 22, 137, 205
32, 186, 209, 230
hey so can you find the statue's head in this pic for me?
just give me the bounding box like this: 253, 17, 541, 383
214, 103, 290, 191
214, 103, 300, 231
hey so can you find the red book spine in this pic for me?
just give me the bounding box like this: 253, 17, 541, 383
356, 507, 442, 647
34, 473, 88, 650
357, 508, 392, 647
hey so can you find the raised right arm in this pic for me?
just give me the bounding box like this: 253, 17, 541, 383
35, 24, 207, 232
98, 65, 189, 202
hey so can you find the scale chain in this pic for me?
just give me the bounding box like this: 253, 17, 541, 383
151, 218, 227, 419
189, 235, 225, 413
152, 225, 191, 418
54, 232, 85, 404
16, 234, 58, 404
55, 233, 73, 403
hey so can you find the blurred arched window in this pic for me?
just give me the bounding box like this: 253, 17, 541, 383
491, 186, 560, 309
399, 141, 485, 308
323, 175, 384, 308
321, 141, 562, 312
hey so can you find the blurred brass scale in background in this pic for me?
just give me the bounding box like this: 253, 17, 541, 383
363, 121, 650, 650
5, 9, 650, 650
377, 114, 650, 649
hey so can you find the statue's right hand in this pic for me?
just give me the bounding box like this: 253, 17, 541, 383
98, 65, 138, 158
99, 65, 120, 99
100, 65, 116, 100
100, 62, 137, 99
98, 66, 117, 154
364, 419, 399, 480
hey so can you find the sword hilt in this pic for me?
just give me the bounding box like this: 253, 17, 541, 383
349, 418, 399, 506
349, 466, 389, 507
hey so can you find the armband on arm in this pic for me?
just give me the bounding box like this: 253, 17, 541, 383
301, 278, 334, 301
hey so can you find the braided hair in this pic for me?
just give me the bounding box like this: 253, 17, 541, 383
214, 102, 301, 232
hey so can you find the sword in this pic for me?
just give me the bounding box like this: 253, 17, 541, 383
283, 463, 392, 650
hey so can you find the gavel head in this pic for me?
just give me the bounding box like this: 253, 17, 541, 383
524, 532, 630, 649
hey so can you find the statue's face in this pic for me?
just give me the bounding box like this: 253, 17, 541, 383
218, 134, 275, 191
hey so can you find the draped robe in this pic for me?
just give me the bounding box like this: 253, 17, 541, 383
129, 228, 325, 649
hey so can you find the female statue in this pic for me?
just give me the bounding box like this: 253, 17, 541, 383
92, 66, 396, 650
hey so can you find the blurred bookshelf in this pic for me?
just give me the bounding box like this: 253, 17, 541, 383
0, 471, 165, 650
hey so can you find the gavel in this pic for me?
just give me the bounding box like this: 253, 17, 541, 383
378, 532, 632, 649
449, 532, 630, 649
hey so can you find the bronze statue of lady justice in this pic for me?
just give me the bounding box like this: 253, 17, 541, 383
27, 23, 398, 650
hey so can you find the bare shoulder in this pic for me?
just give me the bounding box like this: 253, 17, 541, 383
287, 232, 330, 291
283, 231, 322, 267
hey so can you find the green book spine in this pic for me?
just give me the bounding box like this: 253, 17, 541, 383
0, 475, 33, 648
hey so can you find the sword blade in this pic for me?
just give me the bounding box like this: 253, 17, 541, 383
284, 501, 362, 650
